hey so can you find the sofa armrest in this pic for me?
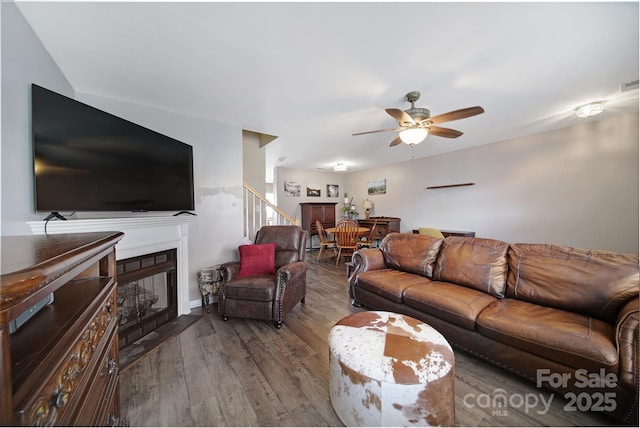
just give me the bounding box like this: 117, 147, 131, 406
348, 248, 386, 300
615, 296, 639, 393
352, 248, 386, 274
275, 261, 309, 303
275, 261, 309, 321
277, 261, 309, 284
219, 261, 240, 282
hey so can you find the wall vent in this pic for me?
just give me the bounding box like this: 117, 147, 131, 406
621, 79, 639, 92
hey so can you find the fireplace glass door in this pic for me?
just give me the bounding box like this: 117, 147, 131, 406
116, 249, 178, 348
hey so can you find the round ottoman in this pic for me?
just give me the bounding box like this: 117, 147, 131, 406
329, 311, 455, 426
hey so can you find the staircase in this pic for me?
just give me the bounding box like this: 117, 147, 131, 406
243, 182, 298, 241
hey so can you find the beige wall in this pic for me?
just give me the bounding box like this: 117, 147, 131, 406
278, 113, 639, 253
275, 167, 346, 222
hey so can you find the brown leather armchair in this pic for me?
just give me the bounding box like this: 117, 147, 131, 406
218, 225, 309, 328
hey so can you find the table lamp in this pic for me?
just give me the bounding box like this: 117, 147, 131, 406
363, 199, 373, 219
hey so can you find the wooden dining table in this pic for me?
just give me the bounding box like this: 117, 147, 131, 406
325, 227, 370, 236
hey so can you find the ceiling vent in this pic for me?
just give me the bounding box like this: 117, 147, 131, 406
621, 79, 639, 92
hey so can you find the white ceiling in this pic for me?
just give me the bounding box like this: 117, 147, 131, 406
16, 1, 639, 182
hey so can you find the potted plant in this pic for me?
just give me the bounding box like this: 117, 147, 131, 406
348, 205, 359, 220
341, 194, 360, 219
342, 194, 351, 218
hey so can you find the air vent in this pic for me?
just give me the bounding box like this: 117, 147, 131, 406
621, 80, 639, 92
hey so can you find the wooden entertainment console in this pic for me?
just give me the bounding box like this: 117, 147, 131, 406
0, 231, 124, 426
358, 217, 401, 241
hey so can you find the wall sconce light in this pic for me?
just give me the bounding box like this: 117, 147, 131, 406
399, 128, 428, 145
575, 101, 605, 118
334, 162, 348, 172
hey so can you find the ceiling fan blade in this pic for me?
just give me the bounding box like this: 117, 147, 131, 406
386, 108, 415, 125
428, 106, 485, 125
428, 126, 463, 138
352, 127, 401, 136
389, 136, 402, 147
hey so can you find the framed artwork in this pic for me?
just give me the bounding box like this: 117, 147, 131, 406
326, 184, 339, 198
306, 183, 321, 197
284, 181, 301, 197
368, 178, 386, 195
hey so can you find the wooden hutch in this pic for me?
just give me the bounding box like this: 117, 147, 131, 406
300, 202, 337, 239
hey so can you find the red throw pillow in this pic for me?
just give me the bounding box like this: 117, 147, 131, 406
237, 242, 276, 278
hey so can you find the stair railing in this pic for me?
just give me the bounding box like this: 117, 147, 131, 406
243, 182, 299, 241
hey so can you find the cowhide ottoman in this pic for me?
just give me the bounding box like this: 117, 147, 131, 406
329, 311, 455, 426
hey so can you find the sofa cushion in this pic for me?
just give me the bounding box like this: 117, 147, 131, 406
507, 244, 639, 323
237, 243, 276, 278
225, 275, 276, 301
433, 237, 510, 298
477, 299, 618, 372
380, 233, 443, 277
403, 281, 497, 331
356, 269, 432, 304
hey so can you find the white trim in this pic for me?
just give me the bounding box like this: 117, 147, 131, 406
27, 216, 193, 316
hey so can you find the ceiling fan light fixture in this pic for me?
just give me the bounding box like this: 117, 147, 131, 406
333, 162, 348, 172
575, 101, 605, 118
399, 128, 428, 145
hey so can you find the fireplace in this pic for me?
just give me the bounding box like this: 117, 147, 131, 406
116, 249, 178, 348
27, 216, 193, 318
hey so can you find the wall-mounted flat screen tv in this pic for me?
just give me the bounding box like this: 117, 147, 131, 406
32, 84, 195, 213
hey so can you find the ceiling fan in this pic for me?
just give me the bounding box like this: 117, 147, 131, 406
353, 91, 485, 147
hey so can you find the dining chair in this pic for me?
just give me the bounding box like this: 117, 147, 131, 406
358, 219, 378, 248
334, 221, 359, 265
316, 219, 337, 262
336, 218, 358, 228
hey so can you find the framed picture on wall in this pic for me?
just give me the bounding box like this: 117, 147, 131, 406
307, 183, 321, 197
368, 178, 386, 195
326, 184, 339, 198
284, 181, 301, 197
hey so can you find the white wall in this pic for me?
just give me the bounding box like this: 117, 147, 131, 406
342, 113, 639, 253
275, 167, 346, 244
1, 3, 245, 305
1, 2, 75, 234
75, 92, 244, 303
275, 115, 638, 253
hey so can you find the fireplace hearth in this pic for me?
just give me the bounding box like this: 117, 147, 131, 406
116, 249, 178, 348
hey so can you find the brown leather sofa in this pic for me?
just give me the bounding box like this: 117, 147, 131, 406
349, 233, 639, 423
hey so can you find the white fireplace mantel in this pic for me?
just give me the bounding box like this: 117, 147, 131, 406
27, 216, 193, 315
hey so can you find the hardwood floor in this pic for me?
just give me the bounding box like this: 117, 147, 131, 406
120, 250, 619, 426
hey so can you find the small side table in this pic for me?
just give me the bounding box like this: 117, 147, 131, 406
198, 266, 222, 313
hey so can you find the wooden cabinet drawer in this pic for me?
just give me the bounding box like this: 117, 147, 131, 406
373, 226, 388, 239
358, 217, 401, 241
13, 287, 117, 426
73, 331, 119, 426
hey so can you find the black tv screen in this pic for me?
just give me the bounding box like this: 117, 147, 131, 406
32, 84, 195, 213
